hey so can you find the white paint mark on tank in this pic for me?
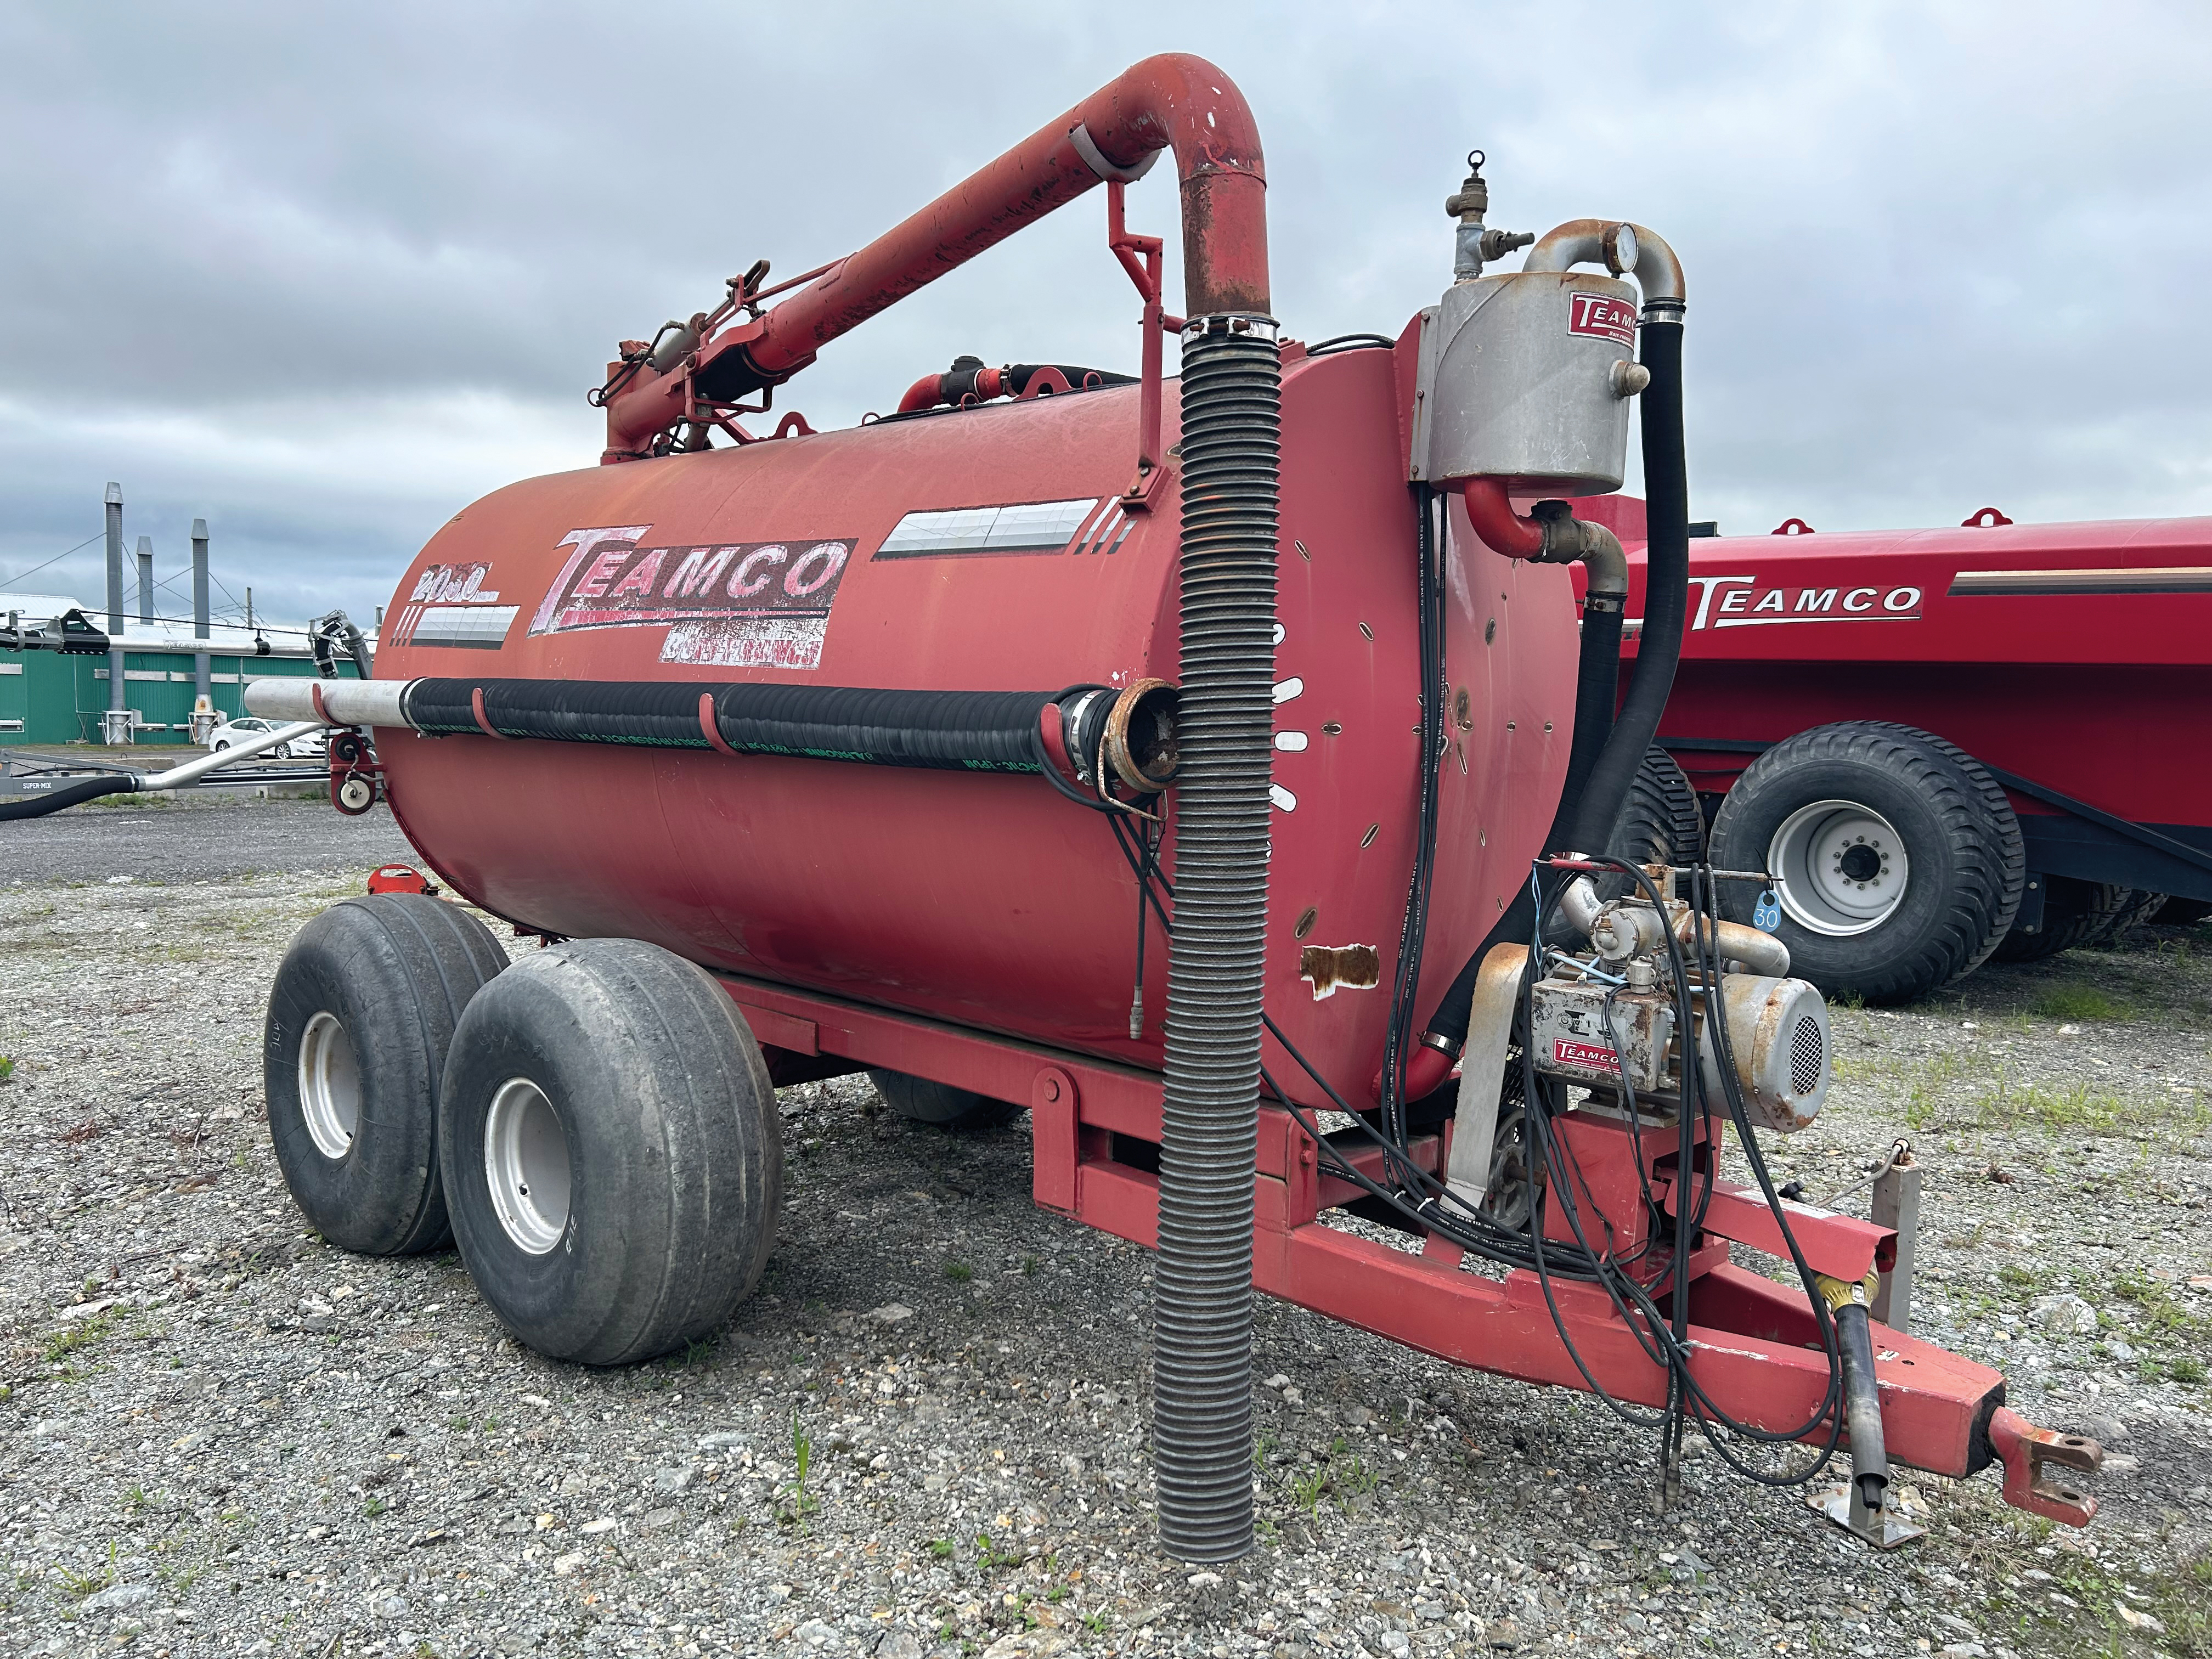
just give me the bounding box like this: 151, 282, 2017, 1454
1272, 676, 1304, 704
1274, 731, 1309, 752
1269, 783, 1297, 812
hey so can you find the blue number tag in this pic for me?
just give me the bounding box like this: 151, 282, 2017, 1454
1753, 888, 1781, 932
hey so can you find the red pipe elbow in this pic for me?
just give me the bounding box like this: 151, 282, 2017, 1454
607, 56, 1271, 458
896, 374, 945, 414
1460, 479, 1546, 558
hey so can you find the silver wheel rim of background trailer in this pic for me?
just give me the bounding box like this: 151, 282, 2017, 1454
484, 1077, 572, 1254
1768, 798, 1911, 936
296, 1011, 362, 1159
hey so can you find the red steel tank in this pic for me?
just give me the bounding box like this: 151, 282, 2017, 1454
363, 357, 1577, 1095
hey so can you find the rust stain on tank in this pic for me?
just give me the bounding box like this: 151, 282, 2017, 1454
1300, 943, 1381, 1001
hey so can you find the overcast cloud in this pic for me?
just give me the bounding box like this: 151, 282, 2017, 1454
3, 1, 2207, 628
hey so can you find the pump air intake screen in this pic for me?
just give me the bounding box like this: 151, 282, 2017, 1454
1789, 1016, 1824, 1098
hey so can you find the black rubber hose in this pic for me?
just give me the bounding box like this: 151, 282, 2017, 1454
0, 775, 142, 820
1564, 320, 1687, 855
1413, 318, 1687, 1057
1411, 565, 1626, 1057
1152, 317, 1279, 1564
1835, 1301, 1890, 1511
403, 679, 1062, 772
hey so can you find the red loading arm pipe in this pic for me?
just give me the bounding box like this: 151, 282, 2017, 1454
602, 54, 1268, 459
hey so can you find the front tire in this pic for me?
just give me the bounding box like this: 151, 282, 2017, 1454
440, 939, 783, 1365
264, 894, 508, 1254
1708, 723, 2023, 1004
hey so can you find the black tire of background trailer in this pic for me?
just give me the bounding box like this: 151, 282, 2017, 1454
867, 1068, 1021, 1132
1606, 746, 1706, 874
439, 938, 783, 1366
1707, 721, 2024, 1005
263, 894, 508, 1255
1990, 878, 2132, 962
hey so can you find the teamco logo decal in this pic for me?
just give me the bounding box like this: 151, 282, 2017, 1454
1567, 291, 1638, 347
526, 526, 855, 670
1554, 1039, 1622, 1075
1688, 574, 1923, 631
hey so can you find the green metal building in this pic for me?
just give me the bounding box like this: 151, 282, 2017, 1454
0, 589, 361, 746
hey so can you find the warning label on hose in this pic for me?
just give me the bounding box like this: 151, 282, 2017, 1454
526, 526, 854, 670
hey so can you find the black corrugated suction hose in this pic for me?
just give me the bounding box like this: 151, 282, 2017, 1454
1152, 318, 1279, 1564
1416, 317, 1688, 1060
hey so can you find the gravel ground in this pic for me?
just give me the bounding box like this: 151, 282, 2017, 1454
2, 804, 2208, 1659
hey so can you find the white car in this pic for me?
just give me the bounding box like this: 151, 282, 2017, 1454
206, 716, 326, 759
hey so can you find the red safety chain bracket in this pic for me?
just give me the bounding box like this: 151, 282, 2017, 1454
1986, 1406, 2101, 1526
1105, 182, 1184, 512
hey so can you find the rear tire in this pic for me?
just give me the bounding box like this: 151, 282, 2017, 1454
2085, 889, 2165, 949
2153, 896, 2212, 927
1990, 877, 2132, 963
440, 939, 782, 1365
1707, 723, 2023, 1005
263, 894, 507, 1255
868, 1069, 1019, 1132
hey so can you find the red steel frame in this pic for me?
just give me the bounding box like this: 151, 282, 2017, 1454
714, 968, 2098, 1527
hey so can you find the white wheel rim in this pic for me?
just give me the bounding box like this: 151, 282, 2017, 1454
297, 1011, 361, 1160
1768, 798, 1910, 936
483, 1077, 571, 1255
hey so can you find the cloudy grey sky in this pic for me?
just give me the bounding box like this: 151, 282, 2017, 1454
3, 1, 2207, 628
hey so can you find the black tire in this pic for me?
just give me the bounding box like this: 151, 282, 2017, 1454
440, 938, 782, 1365
1585, 746, 1706, 910
868, 1068, 1020, 1132
1990, 877, 2131, 963
2085, 889, 2165, 949
264, 894, 507, 1255
1707, 722, 2024, 1005
2153, 896, 2212, 927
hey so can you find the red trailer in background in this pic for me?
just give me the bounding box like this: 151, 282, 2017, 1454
1578, 499, 2212, 1002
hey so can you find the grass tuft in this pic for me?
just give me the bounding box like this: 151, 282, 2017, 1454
2028, 984, 2130, 1022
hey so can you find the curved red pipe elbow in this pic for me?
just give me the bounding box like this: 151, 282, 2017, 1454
1460, 479, 1546, 558
896, 374, 944, 414
1068, 53, 1271, 318
607, 55, 1268, 458
1368, 1042, 1456, 1106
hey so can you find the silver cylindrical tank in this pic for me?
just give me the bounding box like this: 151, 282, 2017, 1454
1413, 270, 1641, 494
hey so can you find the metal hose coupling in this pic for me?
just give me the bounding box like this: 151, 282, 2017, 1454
1153, 312, 1280, 1562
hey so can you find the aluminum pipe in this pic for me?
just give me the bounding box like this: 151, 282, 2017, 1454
245, 677, 412, 729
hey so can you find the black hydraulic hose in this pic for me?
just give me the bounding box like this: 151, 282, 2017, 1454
0, 775, 141, 820
1565, 319, 1687, 854
1152, 315, 1279, 1564
1835, 1302, 1890, 1511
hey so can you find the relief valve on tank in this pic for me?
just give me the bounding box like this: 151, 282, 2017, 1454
1445, 151, 1534, 282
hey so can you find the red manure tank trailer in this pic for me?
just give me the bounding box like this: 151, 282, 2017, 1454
245, 57, 2100, 1559
1573, 503, 2212, 1003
